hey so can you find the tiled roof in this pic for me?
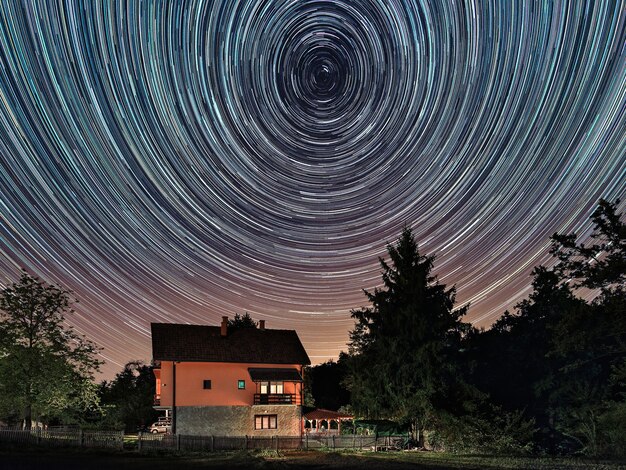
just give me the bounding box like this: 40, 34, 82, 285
304, 409, 353, 420
151, 323, 311, 365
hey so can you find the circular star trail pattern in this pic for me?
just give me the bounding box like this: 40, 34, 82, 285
0, 1, 624, 377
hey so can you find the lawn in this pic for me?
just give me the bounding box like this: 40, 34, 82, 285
1, 446, 625, 470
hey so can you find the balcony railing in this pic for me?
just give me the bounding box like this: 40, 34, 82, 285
254, 393, 297, 405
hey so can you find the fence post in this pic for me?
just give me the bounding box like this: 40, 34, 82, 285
78, 429, 84, 447
332, 434, 335, 450
374, 434, 378, 452
176, 433, 181, 451
245, 435, 248, 450
36, 428, 41, 446
210, 435, 214, 452
275, 435, 279, 451
137, 432, 142, 452
305, 432, 308, 450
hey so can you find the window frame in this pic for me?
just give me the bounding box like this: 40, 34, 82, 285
203, 379, 212, 390
238, 379, 246, 390
259, 381, 284, 394
254, 414, 277, 430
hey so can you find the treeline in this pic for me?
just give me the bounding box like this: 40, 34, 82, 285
0, 199, 623, 457
330, 199, 624, 456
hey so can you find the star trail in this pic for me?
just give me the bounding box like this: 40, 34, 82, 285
0, 1, 624, 378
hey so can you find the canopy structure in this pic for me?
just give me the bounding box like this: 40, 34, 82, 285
248, 368, 303, 382
303, 409, 353, 434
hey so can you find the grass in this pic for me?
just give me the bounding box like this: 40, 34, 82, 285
1, 442, 625, 469
357, 450, 626, 469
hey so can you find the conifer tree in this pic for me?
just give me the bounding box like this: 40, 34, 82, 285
347, 228, 469, 437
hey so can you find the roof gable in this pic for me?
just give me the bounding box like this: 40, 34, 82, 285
151, 323, 311, 365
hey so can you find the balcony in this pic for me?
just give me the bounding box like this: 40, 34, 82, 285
254, 393, 297, 405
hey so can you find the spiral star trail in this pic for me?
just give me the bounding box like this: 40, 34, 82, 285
0, 1, 624, 378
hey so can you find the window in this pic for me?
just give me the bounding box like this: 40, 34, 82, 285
270, 382, 284, 394
259, 381, 283, 394
254, 414, 277, 430
203, 379, 212, 389
238, 380, 245, 390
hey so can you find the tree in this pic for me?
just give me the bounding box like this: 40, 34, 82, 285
227, 312, 258, 329
548, 200, 626, 456
310, 358, 351, 411
467, 199, 626, 456
99, 361, 158, 432
551, 198, 625, 289
0, 272, 101, 428
346, 227, 470, 438
467, 266, 584, 451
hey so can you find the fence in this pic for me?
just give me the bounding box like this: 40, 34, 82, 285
135, 432, 408, 452
0, 428, 408, 453
0, 428, 124, 450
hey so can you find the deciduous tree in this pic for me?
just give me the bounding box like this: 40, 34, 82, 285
0, 272, 101, 428
99, 361, 158, 432
551, 198, 625, 289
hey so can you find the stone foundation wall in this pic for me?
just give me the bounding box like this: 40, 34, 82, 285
175, 405, 302, 436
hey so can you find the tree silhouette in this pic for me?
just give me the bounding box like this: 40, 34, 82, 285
346, 227, 469, 438
551, 198, 625, 289
227, 312, 258, 329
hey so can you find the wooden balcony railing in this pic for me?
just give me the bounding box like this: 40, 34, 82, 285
254, 393, 298, 405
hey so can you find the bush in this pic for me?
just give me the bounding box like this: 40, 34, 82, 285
425, 410, 535, 455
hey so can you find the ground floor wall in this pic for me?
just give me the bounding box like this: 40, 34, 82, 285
175, 405, 302, 436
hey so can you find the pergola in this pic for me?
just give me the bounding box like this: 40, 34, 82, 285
303, 409, 353, 434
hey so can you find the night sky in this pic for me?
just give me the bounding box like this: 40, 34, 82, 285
0, 1, 624, 379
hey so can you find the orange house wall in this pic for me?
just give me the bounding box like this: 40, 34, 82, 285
157, 361, 304, 407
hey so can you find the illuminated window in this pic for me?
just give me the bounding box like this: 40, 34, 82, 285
238, 380, 245, 390
254, 415, 277, 430
203, 380, 212, 389
259, 381, 283, 394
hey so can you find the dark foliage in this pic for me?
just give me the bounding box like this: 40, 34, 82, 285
309, 357, 351, 411
98, 361, 159, 432
551, 199, 625, 289
227, 312, 258, 329
345, 227, 473, 438
466, 199, 625, 457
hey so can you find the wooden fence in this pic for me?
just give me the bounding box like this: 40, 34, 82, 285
0, 429, 124, 449
135, 432, 407, 452
0, 428, 407, 453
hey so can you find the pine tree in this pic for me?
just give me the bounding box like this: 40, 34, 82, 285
346, 228, 469, 437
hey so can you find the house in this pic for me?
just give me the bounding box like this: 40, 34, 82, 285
151, 317, 310, 436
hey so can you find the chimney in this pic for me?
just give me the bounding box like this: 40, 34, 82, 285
221, 316, 228, 337
259, 320, 265, 330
